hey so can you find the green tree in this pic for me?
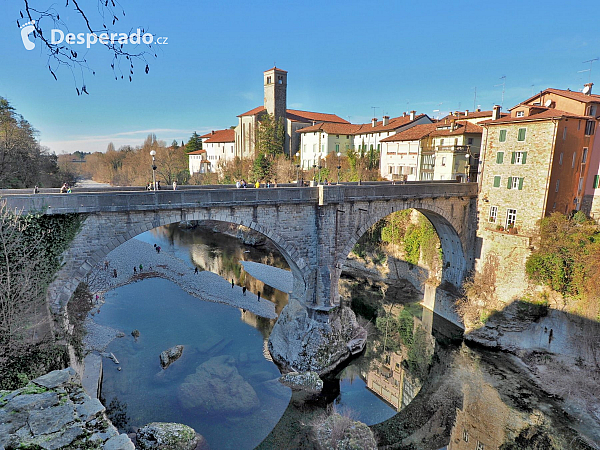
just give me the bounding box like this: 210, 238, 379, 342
185, 132, 203, 153
255, 113, 285, 159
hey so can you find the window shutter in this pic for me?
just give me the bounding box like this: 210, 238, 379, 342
511, 152, 516, 164
594, 175, 600, 189
518, 177, 524, 190
507, 176, 512, 189
521, 152, 527, 164
493, 176, 500, 187
518, 128, 526, 141
496, 152, 504, 164
499, 130, 506, 142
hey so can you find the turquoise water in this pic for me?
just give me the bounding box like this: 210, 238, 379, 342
94, 225, 397, 448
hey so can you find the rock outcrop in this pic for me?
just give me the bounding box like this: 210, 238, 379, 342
0, 368, 134, 449
268, 299, 367, 376
177, 355, 259, 414
279, 371, 323, 393
136, 422, 204, 450
160, 345, 184, 369
314, 413, 377, 450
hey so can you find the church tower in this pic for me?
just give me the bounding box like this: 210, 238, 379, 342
263, 67, 287, 120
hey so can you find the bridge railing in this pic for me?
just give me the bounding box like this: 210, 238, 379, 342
0, 182, 478, 215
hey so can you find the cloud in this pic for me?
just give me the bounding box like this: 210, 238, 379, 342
42, 127, 217, 154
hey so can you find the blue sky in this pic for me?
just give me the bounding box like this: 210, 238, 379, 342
1, 0, 598, 154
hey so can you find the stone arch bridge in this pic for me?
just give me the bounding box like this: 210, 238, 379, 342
3, 182, 478, 374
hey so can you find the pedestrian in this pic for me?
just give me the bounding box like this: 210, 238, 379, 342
257, 291, 261, 302
33, 185, 39, 194
60, 183, 67, 193
255, 180, 260, 188
139, 264, 143, 272
194, 267, 198, 274
231, 279, 234, 288
154, 243, 157, 249
236, 180, 241, 189
104, 261, 109, 270
95, 294, 99, 302
134, 266, 137, 274
157, 246, 161, 254
242, 286, 246, 296
172, 181, 177, 190
113, 268, 117, 278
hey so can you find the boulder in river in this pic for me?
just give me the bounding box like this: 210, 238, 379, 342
160, 345, 184, 369
136, 422, 204, 450
177, 355, 259, 414
314, 413, 377, 450
279, 371, 323, 393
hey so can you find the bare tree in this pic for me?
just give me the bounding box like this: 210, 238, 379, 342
17, 0, 156, 94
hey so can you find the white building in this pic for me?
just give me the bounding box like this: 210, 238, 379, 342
202, 129, 236, 173
188, 149, 208, 176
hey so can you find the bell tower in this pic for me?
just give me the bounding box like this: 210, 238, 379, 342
264, 67, 287, 121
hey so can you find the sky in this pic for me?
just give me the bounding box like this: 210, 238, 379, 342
1, 0, 599, 154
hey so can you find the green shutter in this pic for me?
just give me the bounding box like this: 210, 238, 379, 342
522, 152, 527, 164
507, 176, 512, 189
518, 177, 524, 190
594, 175, 600, 189
496, 152, 504, 164
499, 129, 506, 142
493, 176, 501, 187
518, 128, 526, 141
511, 152, 516, 164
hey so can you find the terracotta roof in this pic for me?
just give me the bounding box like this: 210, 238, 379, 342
187, 149, 206, 155
204, 129, 235, 143
264, 67, 287, 73
440, 110, 508, 121
286, 109, 349, 124
429, 121, 483, 137
480, 108, 591, 125
516, 88, 600, 107
238, 106, 267, 117
297, 113, 428, 135
380, 123, 439, 142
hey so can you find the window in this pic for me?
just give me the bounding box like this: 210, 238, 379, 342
266, 76, 271, 84
496, 152, 504, 164
440, 139, 445, 145
468, 137, 474, 145
516, 111, 524, 117
556, 180, 560, 192
322, 144, 325, 152
512, 151, 527, 164
517, 128, 527, 141
559, 152, 563, 165
441, 156, 446, 166
489, 206, 498, 223
506, 209, 517, 228
594, 175, 600, 189
579, 177, 584, 192
585, 120, 596, 135
463, 429, 469, 442
507, 176, 524, 190
335, 144, 340, 152
553, 202, 556, 210
493, 176, 501, 187
572, 152, 577, 168
587, 104, 597, 116
563, 127, 567, 140
583, 147, 589, 163
277, 75, 283, 84
476, 442, 485, 450
499, 129, 507, 142
388, 166, 393, 174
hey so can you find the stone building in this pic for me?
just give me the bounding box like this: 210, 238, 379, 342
475, 85, 600, 302
234, 67, 348, 159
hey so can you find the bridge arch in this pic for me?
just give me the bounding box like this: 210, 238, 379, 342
334, 198, 471, 305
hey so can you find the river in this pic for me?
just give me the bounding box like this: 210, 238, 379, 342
92, 222, 599, 449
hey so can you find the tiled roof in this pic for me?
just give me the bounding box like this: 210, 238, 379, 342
238, 106, 267, 117
204, 129, 235, 143
429, 121, 483, 137
187, 149, 206, 155
380, 123, 439, 142
297, 114, 428, 135
480, 107, 591, 125
517, 88, 600, 107
264, 67, 287, 73
440, 110, 508, 121
286, 109, 349, 124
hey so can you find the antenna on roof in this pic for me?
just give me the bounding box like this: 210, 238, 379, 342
582, 58, 599, 82
473, 87, 477, 111
371, 106, 379, 118
494, 76, 506, 109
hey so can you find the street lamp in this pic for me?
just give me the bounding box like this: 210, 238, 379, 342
465, 152, 471, 183
336, 151, 341, 184
150, 150, 157, 191
295, 151, 301, 185
318, 153, 324, 185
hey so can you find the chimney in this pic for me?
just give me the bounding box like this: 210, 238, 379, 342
211, 130, 215, 134
584, 83, 594, 95
382, 115, 389, 126
465, 109, 469, 116
492, 105, 501, 120
372, 118, 377, 127
409, 110, 416, 121
403, 112, 407, 117
476, 108, 481, 112
450, 119, 456, 131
